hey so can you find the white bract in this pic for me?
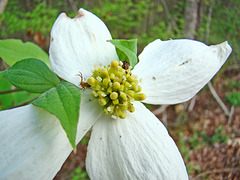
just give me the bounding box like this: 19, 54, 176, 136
0, 9, 232, 180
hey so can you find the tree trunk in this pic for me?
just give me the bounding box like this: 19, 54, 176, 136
0, 0, 8, 14
0, 0, 8, 27
184, 0, 200, 39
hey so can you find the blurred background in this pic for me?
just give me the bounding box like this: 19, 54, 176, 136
0, 0, 239, 179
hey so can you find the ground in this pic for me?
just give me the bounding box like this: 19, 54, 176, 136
55, 68, 240, 180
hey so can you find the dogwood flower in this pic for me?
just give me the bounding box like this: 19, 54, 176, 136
0, 9, 232, 180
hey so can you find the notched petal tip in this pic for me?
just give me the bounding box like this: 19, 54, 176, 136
75, 8, 85, 18
58, 12, 70, 19
75, 8, 96, 19
210, 41, 232, 63
57, 9, 88, 21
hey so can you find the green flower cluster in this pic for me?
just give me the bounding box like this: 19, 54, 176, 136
87, 60, 146, 119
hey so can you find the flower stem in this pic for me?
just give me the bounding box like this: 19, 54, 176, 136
0, 88, 23, 95
9, 97, 38, 109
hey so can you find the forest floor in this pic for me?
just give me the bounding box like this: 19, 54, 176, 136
55, 68, 240, 180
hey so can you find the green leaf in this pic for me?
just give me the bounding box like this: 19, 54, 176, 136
5, 58, 60, 93
33, 81, 81, 151
0, 39, 49, 67
109, 39, 138, 68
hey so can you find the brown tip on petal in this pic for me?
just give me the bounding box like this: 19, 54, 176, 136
50, 37, 54, 43
75, 9, 85, 19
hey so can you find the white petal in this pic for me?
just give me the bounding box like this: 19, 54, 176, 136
0, 91, 102, 179
86, 102, 188, 180
49, 9, 118, 86
133, 39, 232, 104
77, 90, 104, 142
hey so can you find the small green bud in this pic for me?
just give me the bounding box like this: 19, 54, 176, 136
127, 90, 135, 97
134, 93, 146, 101
119, 113, 126, 119
125, 81, 131, 88
119, 85, 124, 92
114, 77, 120, 82
120, 92, 127, 101
110, 73, 115, 80
132, 85, 138, 92
107, 86, 113, 94
98, 97, 107, 106
96, 76, 102, 82
119, 102, 128, 110
102, 77, 110, 88
127, 76, 134, 83
113, 82, 120, 90
137, 85, 142, 92
92, 91, 98, 97
106, 104, 114, 113
100, 68, 108, 77
110, 92, 118, 100
87, 77, 96, 86
103, 107, 109, 114
113, 99, 119, 105
98, 91, 106, 97
111, 60, 119, 68
95, 84, 102, 91
128, 104, 135, 112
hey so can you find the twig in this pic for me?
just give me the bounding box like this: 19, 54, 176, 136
208, 82, 230, 116
228, 106, 235, 125
152, 105, 169, 115
0, 0, 8, 14
9, 97, 38, 109
162, 109, 168, 127
0, 88, 22, 95
175, 102, 189, 123
195, 168, 239, 179
188, 95, 197, 112
224, 64, 240, 72
68, 0, 78, 12
159, 0, 177, 28
0, 57, 10, 71
204, 0, 215, 43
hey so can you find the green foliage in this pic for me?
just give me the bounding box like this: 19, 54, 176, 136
226, 92, 240, 106
0, 39, 49, 67
186, 164, 202, 175
207, 0, 240, 62
0, 1, 59, 37
227, 80, 240, 90
179, 125, 229, 159
70, 167, 89, 180
33, 80, 81, 151
24, 3, 59, 36
89, 0, 183, 51
190, 125, 229, 147
6, 58, 59, 93
109, 39, 138, 68
202, 125, 229, 145
178, 132, 191, 161
188, 131, 204, 150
